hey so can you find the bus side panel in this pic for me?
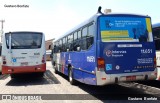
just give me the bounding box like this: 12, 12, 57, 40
83, 46, 96, 85
59, 52, 68, 75
56, 53, 61, 72
69, 45, 96, 85
73, 69, 83, 83
83, 72, 96, 85
68, 52, 84, 83
64, 52, 69, 76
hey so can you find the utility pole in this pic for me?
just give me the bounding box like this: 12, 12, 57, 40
0, 20, 5, 42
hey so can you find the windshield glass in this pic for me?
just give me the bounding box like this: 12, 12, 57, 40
5, 32, 42, 49
99, 16, 153, 42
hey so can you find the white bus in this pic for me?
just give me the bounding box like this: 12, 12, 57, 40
152, 23, 160, 80
0, 42, 2, 74
2, 31, 46, 78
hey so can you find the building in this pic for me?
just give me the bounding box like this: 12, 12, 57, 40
45, 38, 54, 61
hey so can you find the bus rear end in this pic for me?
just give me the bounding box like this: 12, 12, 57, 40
2, 32, 46, 76
96, 14, 157, 85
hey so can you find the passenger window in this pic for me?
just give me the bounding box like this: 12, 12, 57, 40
74, 32, 78, 40
63, 38, 66, 44
87, 24, 94, 49
82, 27, 87, 38
80, 38, 87, 50
88, 24, 94, 37
78, 30, 81, 39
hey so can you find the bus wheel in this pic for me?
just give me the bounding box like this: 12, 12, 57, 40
69, 68, 76, 85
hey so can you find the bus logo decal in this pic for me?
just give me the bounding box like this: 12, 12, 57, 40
87, 56, 95, 62
106, 64, 112, 70
106, 50, 112, 57
105, 20, 114, 28
12, 58, 17, 62
106, 50, 127, 57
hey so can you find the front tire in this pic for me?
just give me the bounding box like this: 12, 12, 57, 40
69, 68, 76, 85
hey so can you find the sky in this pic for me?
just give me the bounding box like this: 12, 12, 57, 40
0, 0, 160, 40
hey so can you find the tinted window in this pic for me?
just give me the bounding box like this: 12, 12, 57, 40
82, 27, 87, 38
153, 27, 160, 50
63, 38, 65, 44
81, 38, 87, 50
87, 24, 94, 49
88, 24, 94, 36
78, 30, 81, 39
74, 32, 77, 40
5, 32, 42, 49
68, 34, 73, 43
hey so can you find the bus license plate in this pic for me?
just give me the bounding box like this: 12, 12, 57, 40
21, 62, 28, 66
126, 76, 136, 81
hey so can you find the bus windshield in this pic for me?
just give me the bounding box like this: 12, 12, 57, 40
5, 32, 42, 49
99, 16, 153, 42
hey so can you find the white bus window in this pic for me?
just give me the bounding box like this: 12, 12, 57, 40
5, 32, 42, 49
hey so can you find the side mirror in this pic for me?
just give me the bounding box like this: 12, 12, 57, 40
77, 47, 81, 51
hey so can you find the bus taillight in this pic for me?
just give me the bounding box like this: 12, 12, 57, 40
154, 56, 157, 67
2, 56, 6, 65
42, 54, 45, 63
97, 58, 105, 71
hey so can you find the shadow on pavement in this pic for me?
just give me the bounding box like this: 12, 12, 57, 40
6, 70, 60, 86
0, 74, 9, 80
57, 72, 160, 102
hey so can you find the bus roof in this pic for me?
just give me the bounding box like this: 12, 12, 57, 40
4, 31, 43, 34
152, 23, 160, 28
54, 13, 151, 42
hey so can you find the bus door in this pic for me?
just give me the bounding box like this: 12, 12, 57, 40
98, 16, 156, 76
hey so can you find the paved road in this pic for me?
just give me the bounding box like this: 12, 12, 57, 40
0, 61, 160, 103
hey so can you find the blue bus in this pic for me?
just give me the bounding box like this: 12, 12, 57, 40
152, 23, 160, 80
51, 8, 157, 85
